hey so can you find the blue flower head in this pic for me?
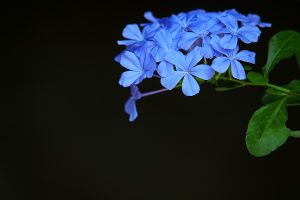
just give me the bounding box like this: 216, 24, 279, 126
210, 36, 255, 80
116, 8, 271, 121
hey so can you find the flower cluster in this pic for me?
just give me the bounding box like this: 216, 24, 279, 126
115, 9, 271, 121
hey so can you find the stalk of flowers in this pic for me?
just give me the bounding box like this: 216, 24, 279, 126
115, 9, 271, 121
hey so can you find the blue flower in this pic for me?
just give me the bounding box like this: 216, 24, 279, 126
178, 18, 221, 58
117, 23, 160, 50
161, 47, 215, 96
210, 36, 255, 80
119, 50, 156, 87
151, 29, 179, 62
125, 85, 142, 122
218, 14, 261, 49
167, 12, 198, 31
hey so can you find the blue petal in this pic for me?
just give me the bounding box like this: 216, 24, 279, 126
153, 29, 172, 51
117, 40, 138, 46
234, 50, 255, 64
226, 9, 248, 22
122, 24, 143, 41
210, 36, 230, 56
144, 11, 158, 23
259, 22, 272, 28
141, 53, 156, 78
142, 23, 161, 39
114, 52, 123, 62
238, 25, 261, 43
182, 74, 200, 96
165, 50, 186, 71
202, 37, 214, 58
218, 14, 239, 32
130, 85, 142, 99
178, 32, 200, 50
189, 19, 219, 34
208, 20, 224, 33
125, 97, 138, 122
188, 21, 208, 34
157, 61, 174, 77
190, 64, 215, 80
151, 46, 166, 62
161, 71, 185, 90
133, 41, 154, 58
119, 71, 143, 87
245, 14, 272, 28
231, 60, 246, 80
120, 51, 142, 71
211, 56, 231, 73
220, 34, 238, 49
186, 46, 203, 69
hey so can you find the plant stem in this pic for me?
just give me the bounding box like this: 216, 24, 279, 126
141, 88, 168, 97
217, 77, 300, 97
265, 83, 291, 94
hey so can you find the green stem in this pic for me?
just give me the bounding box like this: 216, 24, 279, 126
265, 83, 291, 94
215, 77, 300, 97
287, 103, 300, 107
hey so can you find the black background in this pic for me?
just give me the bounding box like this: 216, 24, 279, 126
2, 0, 300, 199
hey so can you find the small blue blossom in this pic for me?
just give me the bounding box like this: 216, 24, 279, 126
217, 14, 261, 49
119, 50, 156, 87
125, 85, 142, 122
161, 47, 215, 96
211, 36, 255, 80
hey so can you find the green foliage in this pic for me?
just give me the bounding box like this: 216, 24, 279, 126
262, 80, 300, 105
213, 30, 300, 157
246, 97, 290, 157
247, 72, 267, 85
263, 30, 300, 77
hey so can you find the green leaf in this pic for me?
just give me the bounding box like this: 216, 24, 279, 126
291, 131, 300, 138
246, 97, 290, 157
247, 72, 268, 84
285, 80, 300, 93
263, 30, 300, 77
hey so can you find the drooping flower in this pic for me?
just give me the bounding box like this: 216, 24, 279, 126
161, 47, 215, 96
125, 85, 142, 122
119, 50, 156, 87
210, 36, 255, 80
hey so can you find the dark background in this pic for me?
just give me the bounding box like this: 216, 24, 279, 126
1, 0, 300, 199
